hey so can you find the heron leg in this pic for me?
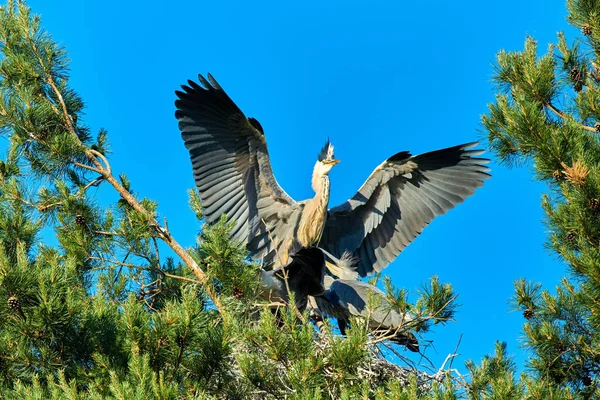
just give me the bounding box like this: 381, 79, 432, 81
338, 318, 348, 336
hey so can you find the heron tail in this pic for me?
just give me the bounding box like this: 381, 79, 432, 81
390, 331, 420, 353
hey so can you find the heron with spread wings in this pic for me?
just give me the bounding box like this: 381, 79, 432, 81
175, 74, 490, 279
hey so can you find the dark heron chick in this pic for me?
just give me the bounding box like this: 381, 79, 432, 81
259, 247, 326, 312
315, 275, 420, 352
176, 74, 490, 276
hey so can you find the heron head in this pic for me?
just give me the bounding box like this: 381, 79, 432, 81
316, 139, 340, 175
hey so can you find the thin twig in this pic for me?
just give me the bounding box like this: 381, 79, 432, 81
36, 176, 104, 212
253, 301, 288, 307
89, 255, 201, 285
72, 161, 102, 174
448, 333, 462, 372
545, 102, 597, 132
89, 149, 111, 174
308, 296, 327, 332
38, 54, 222, 312
94, 230, 120, 236
162, 272, 199, 284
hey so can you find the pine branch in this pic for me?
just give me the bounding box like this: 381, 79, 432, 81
544, 101, 597, 132
0, 1, 223, 312
31, 38, 223, 314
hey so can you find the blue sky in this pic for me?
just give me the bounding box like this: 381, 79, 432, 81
26, 0, 575, 372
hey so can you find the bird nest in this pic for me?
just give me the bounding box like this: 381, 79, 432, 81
227, 325, 454, 399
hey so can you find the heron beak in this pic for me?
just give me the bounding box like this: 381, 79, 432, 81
329, 159, 340, 166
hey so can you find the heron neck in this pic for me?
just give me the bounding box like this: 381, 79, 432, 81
313, 175, 330, 207
298, 175, 330, 246
312, 172, 329, 194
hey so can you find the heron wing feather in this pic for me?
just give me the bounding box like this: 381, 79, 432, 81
176, 74, 297, 261
337, 280, 417, 329
320, 142, 490, 277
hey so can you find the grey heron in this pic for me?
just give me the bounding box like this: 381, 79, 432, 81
315, 275, 420, 352
175, 74, 490, 277
259, 246, 326, 311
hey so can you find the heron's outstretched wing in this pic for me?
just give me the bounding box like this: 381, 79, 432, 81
330, 279, 413, 327
319, 142, 490, 277
175, 74, 298, 262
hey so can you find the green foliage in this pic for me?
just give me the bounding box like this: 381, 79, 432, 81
482, 0, 600, 397
188, 188, 203, 221
415, 276, 458, 331
196, 215, 260, 303
2, 0, 580, 398
466, 342, 523, 399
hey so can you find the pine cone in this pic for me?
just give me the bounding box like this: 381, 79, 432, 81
582, 374, 593, 387
75, 214, 85, 226
523, 308, 534, 319
232, 287, 243, 299
570, 66, 580, 80
7, 295, 20, 311
582, 24, 592, 36
589, 198, 600, 211
595, 122, 600, 132
570, 67, 583, 92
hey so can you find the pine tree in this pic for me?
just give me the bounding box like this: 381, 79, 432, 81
0, 1, 471, 398
483, 0, 600, 397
